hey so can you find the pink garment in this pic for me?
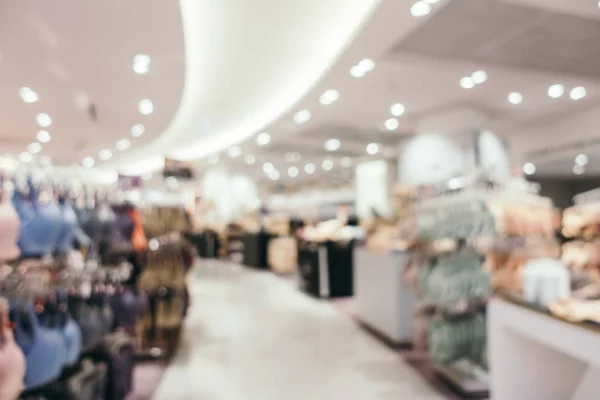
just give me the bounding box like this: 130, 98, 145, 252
0, 195, 20, 262
0, 327, 26, 400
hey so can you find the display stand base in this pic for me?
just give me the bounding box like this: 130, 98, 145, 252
435, 363, 489, 398
357, 320, 412, 349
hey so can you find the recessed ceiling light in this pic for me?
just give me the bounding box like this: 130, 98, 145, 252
133, 54, 151, 74
570, 86, 586, 101
292, 152, 301, 162
270, 170, 280, 181
341, 157, 352, 167
82, 156, 95, 168
350, 65, 366, 78
324, 138, 341, 152
573, 164, 585, 175
288, 166, 299, 178
116, 138, 131, 151
576, 154, 588, 166
19, 152, 32, 163
460, 77, 475, 89
228, 146, 241, 158
411, 1, 432, 17
20, 87, 38, 103
358, 58, 375, 72
322, 159, 334, 171
138, 99, 154, 115
208, 154, 220, 164
471, 70, 487, 84
131, 123, 145, 137
304, 163, 316, 174
98, 149, 112, 161
390, 103, 406, 117
36, 113, 52, 127
37, 130, 51, 143
263, 162, 275, 174
548, 84, 564, 99
508, 92, 523, 105
384, 118, 399, 131
244, 154, 256, 165
294, 109, 311, 124
523, 162, 536, 175
256, 132, 271, 146
366, 143, 380, 155
27, 142, 42, 154
319, 89, 340, 105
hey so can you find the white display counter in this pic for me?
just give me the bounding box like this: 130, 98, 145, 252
488, 297, 600, 400
353, 249, 414, 345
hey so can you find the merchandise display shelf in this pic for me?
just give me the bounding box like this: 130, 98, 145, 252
353, 248, 414, 346
489, 297, 600, 400
242, 232, 272, 269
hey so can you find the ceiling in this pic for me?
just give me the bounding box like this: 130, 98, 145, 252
5, 0, 600, 187
0, 0, 184, 167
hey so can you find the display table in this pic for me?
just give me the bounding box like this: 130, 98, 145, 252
353, 249, 414, 346
489, 297, 600, 400
297, 240, 354, 298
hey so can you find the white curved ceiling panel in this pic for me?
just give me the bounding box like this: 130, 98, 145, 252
111, 0, 381, 174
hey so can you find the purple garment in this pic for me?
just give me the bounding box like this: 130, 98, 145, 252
110, 289, 146, 329
105, 342, 134, 400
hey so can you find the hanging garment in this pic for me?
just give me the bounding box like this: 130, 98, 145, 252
0, 192, 20, 262
0, 302, 26, 400
12, 304, 68, 389
129, 208, 147, 251
55, 201, 78, 254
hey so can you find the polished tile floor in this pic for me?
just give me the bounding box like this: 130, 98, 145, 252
153, 261, 444, 400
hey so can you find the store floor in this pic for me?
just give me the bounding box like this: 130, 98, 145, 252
152, 260, 444, 400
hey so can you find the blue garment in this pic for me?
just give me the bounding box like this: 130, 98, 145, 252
56, 202, 78, 253
12, 304, 68, 389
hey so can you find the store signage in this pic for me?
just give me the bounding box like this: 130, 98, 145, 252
117, 174, 142, 190
163, 157, 195, 179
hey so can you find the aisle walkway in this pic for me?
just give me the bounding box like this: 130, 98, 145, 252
152, 261, 443, 400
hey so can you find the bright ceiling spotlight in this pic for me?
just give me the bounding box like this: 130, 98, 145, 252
548, 84, 565, 99
131, 123, 145, 137
138, 99, 154, 115
350, 65, 366, 78
244, 154, 256, 165
228, 146, 241, 158
358, 58, 375, 72
304, 163, 316, 174
319, 89, 340, 105
256, 132, 271, 146
27, 142, 42, 154
575, 154, 588, 166
36, 113, 52, 127
208, 154, 219, 164
291, 152, 301, 162
366, 142, 380, 155
508, 92, 523, 105
20, 87, 38, 103
390, 103, 406, 117
411, 1, 432, 17
293, 109, 311, 124
573, 164, 585, 175
570, 86, 586, 101
37, 130, 51, 143
288, 166, 299, 178
324, 138, 341, 152
133, 54, 151, 74
384, 118, 399, 131
263, 162, 275, 174
19, 152, 32, 163
322, 159, 334, 171
460, 76, 475, 89
523, 162, 536, 175
98, 149, 113, 161
341, 157, 352, 167
116, 138, 131, 151
270, 170, 280, 181
82, 156, 95, 168
471, 70, 488, 84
